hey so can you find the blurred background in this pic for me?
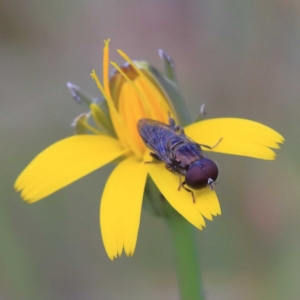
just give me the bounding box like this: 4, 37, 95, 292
1, 0, 300, 299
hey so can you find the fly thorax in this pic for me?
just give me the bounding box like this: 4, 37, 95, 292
167, 137, 184, 151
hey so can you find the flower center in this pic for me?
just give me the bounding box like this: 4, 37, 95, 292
91, 40, 175, 159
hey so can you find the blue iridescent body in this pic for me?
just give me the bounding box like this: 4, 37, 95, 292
137, 118, 220, 202
138, 119, 203, 175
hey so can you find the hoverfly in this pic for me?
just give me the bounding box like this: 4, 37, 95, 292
137, 117, 221, 202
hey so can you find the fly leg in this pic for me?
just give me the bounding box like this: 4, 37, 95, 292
168, 113, 185, 133
180, 181, 196, 203
177, 177, 182, 191
145, 152, 162, 164
199, 137, 223, 150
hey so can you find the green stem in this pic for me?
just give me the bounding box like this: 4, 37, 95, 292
166, 209, 204, 300
165, 92, 203, 299
143, 80, 204, 298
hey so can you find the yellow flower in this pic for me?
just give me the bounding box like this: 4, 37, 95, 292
14, 40, 284, 260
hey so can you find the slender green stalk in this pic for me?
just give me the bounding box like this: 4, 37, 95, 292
143, 79, 204, 299
164, 86, 204, 299
165, 206, 204, 300
144, 178, 204, 300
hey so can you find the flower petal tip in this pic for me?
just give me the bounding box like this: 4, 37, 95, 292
104, 39, 111, 46
108, 255, 115, 261
127, 251, 134, 258
204, 215, 213, 221
193, 218, 205, 230
90, 69, 96, 78
198, 217, 206, 229
19, 192, 35, 204
24, 199, 34, 204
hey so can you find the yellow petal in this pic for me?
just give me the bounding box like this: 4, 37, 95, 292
15, 135, 127, 203
185, 118, 284, 160
147, 161, 211, 229
100, 157, 147, 260
194, 187, 221, 220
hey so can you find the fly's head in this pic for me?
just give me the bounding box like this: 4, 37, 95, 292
185, 158, 219, 190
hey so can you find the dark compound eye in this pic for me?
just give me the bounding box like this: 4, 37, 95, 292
185, 158, 219, 190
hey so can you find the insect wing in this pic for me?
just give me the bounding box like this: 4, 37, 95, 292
137, 119, 175, 163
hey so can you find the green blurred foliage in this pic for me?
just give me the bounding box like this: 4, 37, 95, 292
1, 0, 300, 299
